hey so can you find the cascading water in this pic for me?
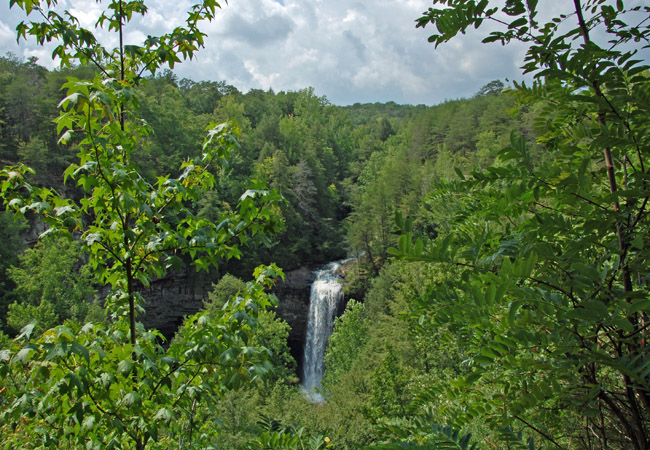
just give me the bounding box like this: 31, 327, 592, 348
301, 260, 347, 402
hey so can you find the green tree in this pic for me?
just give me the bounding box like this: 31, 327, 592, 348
204, 273, 297, 380
0, 211, 26, 332
0, 0, 284, 448
0, 56, 47, 151
6, 299, 58, 336
179, 78, 238, 115
137, 74, 208, 177
368, 347, 411, 422
322, 299, 367, 390
474, 79, 504, 98
204, 273, 247, 314
7, 236, 96, 331
384, 1, 650, 448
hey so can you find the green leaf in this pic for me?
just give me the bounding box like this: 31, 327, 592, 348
67, 401, 85, 424
15, 346, 37, 363
508, 300, 523, 325
118, 359, 134, 376
65, 372, 86, 396
124, 391, 141, 406
18, 323, 36, 340
154, 407, 174, 423
0, 349, 11, 362
54, 205, 75, 216
58, 129, 74, 144
82, 415, 96, 431
508, 17, 528, 29
57, 92, 84, 109
70, 342, 90, 364
85, 233, 102, 245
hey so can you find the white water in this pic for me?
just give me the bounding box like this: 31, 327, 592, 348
301, 260, 347, 402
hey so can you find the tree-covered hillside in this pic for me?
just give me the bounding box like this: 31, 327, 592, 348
0, 51, 523, 284
1, 0, 649, 448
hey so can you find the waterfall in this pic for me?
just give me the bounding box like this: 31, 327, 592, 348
301, 260, 347, 402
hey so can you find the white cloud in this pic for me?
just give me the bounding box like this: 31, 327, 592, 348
0, 20, 14, 45
2, 0, 646, 105
69, 1, 103, 29
244, 59, 280, 87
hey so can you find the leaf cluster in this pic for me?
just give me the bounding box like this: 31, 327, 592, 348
0, 264, 283, 448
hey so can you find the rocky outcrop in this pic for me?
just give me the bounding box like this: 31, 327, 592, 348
137, 263, 350, 374
137, 265, 317, 356
273, 266, 316, 363
139, 270, 211, 338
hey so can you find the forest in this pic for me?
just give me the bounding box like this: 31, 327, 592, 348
1, 0, 649, 449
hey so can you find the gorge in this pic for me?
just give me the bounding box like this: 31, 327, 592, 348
137, 261, 350, 380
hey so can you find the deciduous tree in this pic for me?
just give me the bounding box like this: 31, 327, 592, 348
0, 0, 284, 448
386, 1, 650, 448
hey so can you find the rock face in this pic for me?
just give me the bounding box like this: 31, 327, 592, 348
139, 270, 211, 338
137, 265, 317, 361
273, 266, 316, 365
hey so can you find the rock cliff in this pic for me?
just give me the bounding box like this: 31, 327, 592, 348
273, 266, 316, 365
138, 270, 209, 338
138, 266, 316, 363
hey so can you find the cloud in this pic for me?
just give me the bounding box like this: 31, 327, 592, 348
0, 0, 530, 104
0, 20, 14, 49
219, 12, 295, 47
3, 0, 645, 105
342, 30, 366, 62
68, 1, 103, 29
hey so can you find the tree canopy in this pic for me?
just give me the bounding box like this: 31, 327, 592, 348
1, 0, 650, 448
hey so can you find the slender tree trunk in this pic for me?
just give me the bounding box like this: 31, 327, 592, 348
573, 1, 648, 446
126, 257, 137, 346
573, 0, 634, 293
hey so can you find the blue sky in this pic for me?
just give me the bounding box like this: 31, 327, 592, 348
1, 0, 642, 106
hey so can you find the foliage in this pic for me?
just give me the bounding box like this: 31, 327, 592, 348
322, 299, 367, 389
205, 273, 247, 314
366, 419, 477, 450
0, 39, 529, 450
0, 55, 49, 162
241, 415, 333, 450
203, 273, 297, 382
2, 0, 283, 343
367, 348, 412, 422
6, 299, 58, 336
254, 310, 297, 382
0, 265, 282, 449
6, 1, 649, 447
0, 211, 26, 332
344, 86, 527, 276
383, 1, 650, 448
250, 88, 350, 268
7, 236, 96, 332
317, 261, 459, 449
0, 54, 90, 178
0, 0, 285, 448
136, 74, 211, 178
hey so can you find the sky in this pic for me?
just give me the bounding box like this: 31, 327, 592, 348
0, 0, 643, 106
